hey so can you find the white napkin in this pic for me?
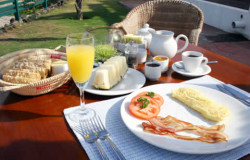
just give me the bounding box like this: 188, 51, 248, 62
64, 75, 250, 160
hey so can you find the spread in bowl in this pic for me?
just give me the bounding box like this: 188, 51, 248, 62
153, 56, 169, 73
154, 56, 168, 61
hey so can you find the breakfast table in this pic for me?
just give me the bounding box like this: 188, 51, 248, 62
0, 41, 249, 160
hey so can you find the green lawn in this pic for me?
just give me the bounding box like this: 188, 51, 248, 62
0, 0, 129, 56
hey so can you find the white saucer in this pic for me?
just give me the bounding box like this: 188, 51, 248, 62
172, 61, 211, 77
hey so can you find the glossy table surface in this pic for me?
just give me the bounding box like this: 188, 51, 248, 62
0, 42, 249, 160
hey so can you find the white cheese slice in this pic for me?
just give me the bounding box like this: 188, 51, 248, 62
92, 56, 128, 90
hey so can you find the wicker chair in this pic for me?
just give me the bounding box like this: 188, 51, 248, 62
112, 0, 204, 45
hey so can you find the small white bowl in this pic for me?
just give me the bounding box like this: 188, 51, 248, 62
153, 56, 169, 73
144, 62, 161, 81
51, 60, 69, 76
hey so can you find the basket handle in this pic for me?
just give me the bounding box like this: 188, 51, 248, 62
55, 45, 66, 51
86, 26, 113, 32
0, 84, 30, 92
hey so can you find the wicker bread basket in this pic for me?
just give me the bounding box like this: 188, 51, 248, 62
0, 48, 71, 96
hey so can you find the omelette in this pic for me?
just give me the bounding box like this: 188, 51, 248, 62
172, 87, 230, 122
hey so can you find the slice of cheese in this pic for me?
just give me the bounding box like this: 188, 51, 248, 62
108, 56, 127, 77
92, 56, 128, 90
92, 68, 110, 89
124, 34, 144, 44
172, 87, 230, 122
99, 64, 120, 87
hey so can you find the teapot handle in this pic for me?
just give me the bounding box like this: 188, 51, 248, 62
176, 34, 189, 53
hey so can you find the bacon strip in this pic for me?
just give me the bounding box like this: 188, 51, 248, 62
142, 115, 228, 143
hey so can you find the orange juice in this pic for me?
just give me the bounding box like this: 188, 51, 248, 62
67, 45, 95, 83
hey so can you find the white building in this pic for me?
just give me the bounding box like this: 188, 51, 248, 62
184, 0, 250, 40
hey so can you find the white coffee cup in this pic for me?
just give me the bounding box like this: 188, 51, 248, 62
182, 51, 208, 73
145, 62, 161, 81
153, 56, 169, 73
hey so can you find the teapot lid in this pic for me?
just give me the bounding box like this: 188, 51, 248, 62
138, 24, 154, 33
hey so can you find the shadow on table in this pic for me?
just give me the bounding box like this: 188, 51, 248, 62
0, 110, 62, 122
0, 140, 85, 160
0, 91, 35, 105
0, 81, 74, 105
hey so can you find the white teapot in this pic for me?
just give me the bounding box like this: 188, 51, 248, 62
149, 30, 189, 58
137, 24, 155, 49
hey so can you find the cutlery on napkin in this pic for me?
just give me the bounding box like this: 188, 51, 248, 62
222, 84, 250, 100
217, 84, 250, 106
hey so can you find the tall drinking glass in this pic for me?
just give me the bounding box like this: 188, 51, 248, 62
66, 32, 96, 123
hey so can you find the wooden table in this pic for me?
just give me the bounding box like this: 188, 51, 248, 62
0, 43, 249, 160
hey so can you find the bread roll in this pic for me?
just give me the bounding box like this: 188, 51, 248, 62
1, 56, 53, 84
14, 60, 51, 72
4, 69, 41, 80
3, 75, 40, 84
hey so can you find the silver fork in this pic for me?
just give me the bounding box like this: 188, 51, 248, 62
80, 119, 109, 160
90, 115, 126, 160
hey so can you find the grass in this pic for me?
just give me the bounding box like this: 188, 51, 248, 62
0, 0, 129, 56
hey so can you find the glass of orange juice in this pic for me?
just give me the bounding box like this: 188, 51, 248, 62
66, 32, 96, 122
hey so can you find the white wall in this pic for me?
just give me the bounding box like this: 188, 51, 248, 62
185, 0, 250, 40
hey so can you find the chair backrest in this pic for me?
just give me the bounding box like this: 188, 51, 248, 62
113, 0, 204, 45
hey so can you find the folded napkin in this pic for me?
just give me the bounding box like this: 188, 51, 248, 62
64, 75, 250, 160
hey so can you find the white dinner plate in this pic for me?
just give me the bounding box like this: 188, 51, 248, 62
120, 83, 250, 154
172, 61, 211, 77
85, 68, 146, 96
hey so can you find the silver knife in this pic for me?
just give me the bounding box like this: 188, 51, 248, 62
216, 85, 250, 106
222, 84, 250, 100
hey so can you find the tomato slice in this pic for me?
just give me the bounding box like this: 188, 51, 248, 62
136, 91, 164, 107
129, 95, 160, 120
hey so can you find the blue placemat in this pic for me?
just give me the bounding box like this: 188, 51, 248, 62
64, 75, 250, 160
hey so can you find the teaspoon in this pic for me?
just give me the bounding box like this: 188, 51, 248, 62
175, 61, 218, 69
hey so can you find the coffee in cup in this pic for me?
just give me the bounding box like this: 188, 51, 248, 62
182, 51, 208, 73
145, 62, 161, 81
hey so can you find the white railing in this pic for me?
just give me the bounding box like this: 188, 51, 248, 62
184, 0, 250, 40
